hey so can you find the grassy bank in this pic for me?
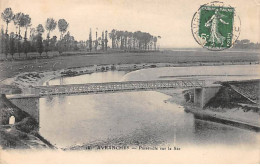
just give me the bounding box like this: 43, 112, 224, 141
1, 50, 259, 81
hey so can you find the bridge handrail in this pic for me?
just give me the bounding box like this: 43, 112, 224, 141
34, 80, 205, 88
33, 80, 205, 96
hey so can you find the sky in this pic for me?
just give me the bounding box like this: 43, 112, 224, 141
0, 0, 259, 48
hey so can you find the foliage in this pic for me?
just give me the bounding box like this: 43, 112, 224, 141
58, 19, 69, 39
9, 32, 15, 58
36, 34, 43, 56
233, 39, 260, 49
109, 29, 160, 51
36, 24, 44, 35
89, 29, 92, 52
1, 8, 13, 33
13, 12, 24, 37
0, 27, 4, 53
0, 7, 162, 59
45, 18, 56, 38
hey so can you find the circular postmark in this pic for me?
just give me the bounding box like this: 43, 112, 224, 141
191, 1, 241, 51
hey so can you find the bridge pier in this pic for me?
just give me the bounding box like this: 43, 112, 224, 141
193, 86, 221, 108
8, 96, 40, 123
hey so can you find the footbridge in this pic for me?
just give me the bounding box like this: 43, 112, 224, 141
34, 80, 206, 97
2, 80, 205, 122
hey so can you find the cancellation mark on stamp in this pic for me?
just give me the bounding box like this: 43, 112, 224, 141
191, 1, 241, 51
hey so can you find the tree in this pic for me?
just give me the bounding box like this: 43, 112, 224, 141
29, 28, 36, 41
95, 30, 98, 51
101, 31, 104, 51
1, 8, 14, 34
13, 12, 25, 36
115, 30, 123, 49
123, 31, 129, 50
108, 29, 158, 51
157, 36, 161, 50
23, 14, 31, 58
109, 29, 116, 49
58, 19, 69, 40
50, 36, 57, 51
45, 18, 57, 38
127, 32, 133, 50
9, 32, 15, 59
36, 34, 43, 56
0, 26, 4, 54
13, 12, 25, 57
28, 28, 37, 52
153, 36, 157, 51
13, 12, 24, 37
4, 33, 9, 59
36, 24, 45, 35
105, 30, 108, 51
58, 19, 69, 55
45, 18, 57, 55
89, 28, 92, 52
36, 24, 44, 57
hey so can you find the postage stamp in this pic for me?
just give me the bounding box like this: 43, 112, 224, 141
191, 1, 241, 50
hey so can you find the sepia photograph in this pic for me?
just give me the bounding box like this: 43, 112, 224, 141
0, 0, 259, 164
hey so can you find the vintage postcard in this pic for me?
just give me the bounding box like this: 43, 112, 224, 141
0, 0, 259, 164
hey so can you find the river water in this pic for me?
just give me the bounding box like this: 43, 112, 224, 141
39, 65, 260, 148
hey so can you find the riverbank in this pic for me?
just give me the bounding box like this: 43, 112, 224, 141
1, 49, 259, 82
159, 84, 260, 132
2, 61, 259, 92
184, 104, 260, 132
0, 94, 55, 149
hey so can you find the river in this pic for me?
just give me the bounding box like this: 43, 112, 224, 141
39, 65, 260, 148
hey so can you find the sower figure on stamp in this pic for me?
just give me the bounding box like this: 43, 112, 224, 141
205, 9, 229, 47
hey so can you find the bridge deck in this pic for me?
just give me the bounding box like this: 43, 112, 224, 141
34, 80, 205, 96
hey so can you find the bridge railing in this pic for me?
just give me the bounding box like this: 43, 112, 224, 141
34, 80, 205, 96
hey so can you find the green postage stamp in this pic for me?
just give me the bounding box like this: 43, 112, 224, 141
191, 1, 241, 50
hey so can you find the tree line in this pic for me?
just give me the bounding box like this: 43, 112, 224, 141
0, 7, 77, 59
233, 39, 260, 49
108, 29, 161, 51
0, 7, 161, 59
85, 29, 161, 52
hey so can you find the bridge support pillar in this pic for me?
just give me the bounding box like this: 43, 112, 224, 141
193, 86, 221, 108
9, 97, 40, 123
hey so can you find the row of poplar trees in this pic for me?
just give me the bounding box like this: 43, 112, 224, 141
1, 7, 161, 59
0, 7, 72, 59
